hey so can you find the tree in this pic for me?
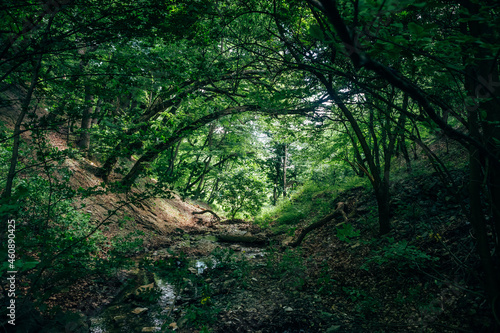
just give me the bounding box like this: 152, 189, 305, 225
218, 166, 267, 219
300, 0, 500, 311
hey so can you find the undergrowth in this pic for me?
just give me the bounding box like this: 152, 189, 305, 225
255, 175, 369, 233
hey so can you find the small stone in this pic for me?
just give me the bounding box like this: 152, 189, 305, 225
230, 244, 241, 251
113, 315, 126, 323
134, 283, 155, 296
188, 267, 197, 274
131, 307, 148, 315
141, 327, 156, 332
326, 325, 341, 332
284, 306, 293, 312
169, 322, 178, 330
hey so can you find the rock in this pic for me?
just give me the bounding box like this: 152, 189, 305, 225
113, 315, 126, 323
282, 236, 294, 246
169, 322, 178, 330
188, 267, 198, 274
255, 232, 267, 239
230, 244, 242, 251
131, 307, 148, 315
284, 306, 293, 312
195, 235, 218, 242
197, 239, 218, 253
134, 283, 155, 296
141, 327, 156, 332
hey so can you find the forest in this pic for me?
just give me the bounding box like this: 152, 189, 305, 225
0, 0, 499, 332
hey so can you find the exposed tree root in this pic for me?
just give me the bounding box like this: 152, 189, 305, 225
289, 202, 347, 247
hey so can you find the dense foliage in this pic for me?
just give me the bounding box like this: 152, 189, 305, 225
0, 0, 499, 331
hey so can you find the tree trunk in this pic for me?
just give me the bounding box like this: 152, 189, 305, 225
167, 141, 181, 178
207, 177, 220, 204
283, 144, 287, 197
374, 182, 391, 235
273, 185, 277, 205
76, 92, 94, 150
3, 53, 43, 201
399, 136, 412, 172
319, 76, 389, 234
461, 0, 500, 309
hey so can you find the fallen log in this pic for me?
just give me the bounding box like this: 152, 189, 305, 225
217, 232, 267, 244
289, 202, 347, 247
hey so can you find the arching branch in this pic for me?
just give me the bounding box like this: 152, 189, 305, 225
192, 209, 221, 223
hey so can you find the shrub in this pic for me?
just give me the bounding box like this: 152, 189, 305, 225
361, 237, 438, 273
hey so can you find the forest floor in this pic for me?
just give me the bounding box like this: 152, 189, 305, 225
45, 154, 495, 332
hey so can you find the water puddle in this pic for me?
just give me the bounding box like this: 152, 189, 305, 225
195, 258, 217, 274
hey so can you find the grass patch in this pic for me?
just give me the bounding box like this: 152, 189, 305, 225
255, 176, 369, 234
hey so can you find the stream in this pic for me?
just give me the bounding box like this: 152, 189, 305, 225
89, 274, 176, 333
89, 235, 266, 333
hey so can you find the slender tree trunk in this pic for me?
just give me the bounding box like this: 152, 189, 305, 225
283, 144, 287, 198
77, 92, 94, 150
207, 177, 220, 204
167, 141, 181, 178
375, 182, 391, 235
460, 0, 500, 310
318, 75, 389, 234
399, 136, 412, 172
3, 53, 43, 201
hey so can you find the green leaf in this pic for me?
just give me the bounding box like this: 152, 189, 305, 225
480, 110, 487, 120
408, 22, 424, 36
309, 24, 324, 41
412, 2, 427, 8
